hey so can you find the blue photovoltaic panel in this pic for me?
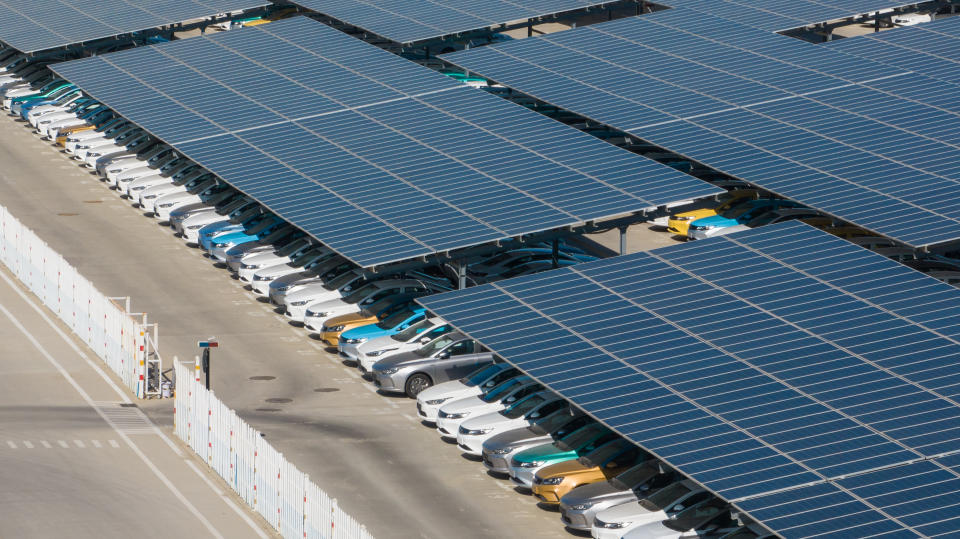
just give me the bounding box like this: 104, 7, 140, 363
52, 16, 719, 268
443, 10, 960, 247
665, 0, 916, 31
739, 460, 960, 538
0, 0, 268, 53
826, 16, 960, 85
291, 0, 620, 44
420, 221, 960, 503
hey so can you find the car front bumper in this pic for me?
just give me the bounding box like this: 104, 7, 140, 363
371, 372, 404, 394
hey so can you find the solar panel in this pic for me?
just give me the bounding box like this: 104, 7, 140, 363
0, 0, 269, 53
738, 460, 960, 538
443, 10, 960, 247
826, 16, 960, 85
665, 0, 917, 31
419, 221, 960, 505
52, 16, 719, 268
290, 0, 624, 44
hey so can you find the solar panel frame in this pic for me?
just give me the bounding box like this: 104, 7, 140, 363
289, 0, 626, 44
442, 10, 960, 247
664, 0, 919, 31
0, 0, 269, 53
420, 222, 960, 505
51, 16, 720, 268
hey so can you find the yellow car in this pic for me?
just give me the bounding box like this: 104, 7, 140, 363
531, 439, 644, 505
318, 311, 378, 347
242, 7, 299, 26
667, 190, 759, 236
55, 124, 95, 146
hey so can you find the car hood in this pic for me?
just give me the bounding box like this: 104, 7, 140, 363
325, 312, 376, 328
182, 214, 225, 228
211, 230, 255, 243
417, 380, 471, 402
372, 351, 432, 370
439, 394, 489, 414
538, 459, 595, 479
595, 501, 657, 523
141, 184, 181, 197
673, 208, 716, 220
484, 428, 550, 452
341, 323, 390, 340
255, 264, 303, 279
304, 297, 351, 313
243, 251, 287, 265
514, 442, 574, 463
460, 411, 517, 431
560, 481, 633, 506
621, 521, 675, 539
269, 271, 314, 288
690, 214, 736, 227
285, 286, 339, 304
157, 191, 199, 203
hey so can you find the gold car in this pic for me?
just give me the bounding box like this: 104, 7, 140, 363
318, 311, 378, 347
667, 190, 760, 236
531, 440, 644, 505
55, 124, 95, 146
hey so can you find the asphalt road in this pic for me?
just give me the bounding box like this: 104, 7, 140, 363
0, 112, 578, 537
0, 255, 273, 538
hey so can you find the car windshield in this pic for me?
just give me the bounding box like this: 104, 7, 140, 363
662, 500, 725, 532
578, 441, 624, 467
276, 238, 310, 257
391, 319, 438, 342
719, 203, 758, 219
611, 463, 657, 490
502, 395, 546, 419
342, 282, 380, 304
481, 379, 522, 402
639, 482, 691, 512
458, 363, 503, 386
415, 334, 457, 358
360, 288, 397, 307
377, 310, 414, 330
555, 425, 602, 452
530, 410, 576, 435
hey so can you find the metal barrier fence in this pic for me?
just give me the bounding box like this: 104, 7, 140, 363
0, 204, 159, 397
174, 360, 373, 539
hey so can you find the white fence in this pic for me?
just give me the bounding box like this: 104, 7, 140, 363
174, 360, 373, 539
0, 205, 157, 397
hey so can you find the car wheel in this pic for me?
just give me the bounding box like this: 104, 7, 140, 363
405, 373, 432, 398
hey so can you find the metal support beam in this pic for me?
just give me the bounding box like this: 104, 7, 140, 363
458, 261, 467, 290
552, 239, 560, 269
619, 226, 628, 256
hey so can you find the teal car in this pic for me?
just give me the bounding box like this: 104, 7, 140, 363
688, 199, 802, 240
509, 422, 618, 488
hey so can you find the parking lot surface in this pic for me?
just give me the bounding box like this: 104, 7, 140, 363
0, 257, 271, 539
0, 116, 570, 537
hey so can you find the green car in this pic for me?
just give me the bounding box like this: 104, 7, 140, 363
509, 422, 618, 488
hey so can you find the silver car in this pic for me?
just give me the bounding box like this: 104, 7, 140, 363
481, 412, 593, 475
371, 332, 494, 397
558, 461, 678, 531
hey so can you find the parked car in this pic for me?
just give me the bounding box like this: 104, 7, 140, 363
267, 259, 355, 304
508, 423, 617, 489
299, 279, 435, 329
716, 208, 829, 236
688, 199, 801, 240
250, 249, 341, 295
457, 391, 566, 455
370, 332, 494, 397
591, 480, 711, 539
621, 498, 734, 539
482, 413, 595, 475
336, 308, 429, 360
414, 363, 518, 422
532, 439, 646, 505
319, 300, 421, 347
559, 461, 679, 532
435, 376, 537, 437
667, 190, 761, 236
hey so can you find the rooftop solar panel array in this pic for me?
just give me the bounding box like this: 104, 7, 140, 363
420, 221, 960, 511
826, 16, 960, 84
290, 0, 621, 44
665, 0, 915, 31
443, 10, 960, 247
52, 16, 719, 268
0, 0, 268, 53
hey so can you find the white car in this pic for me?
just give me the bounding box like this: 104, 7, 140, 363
102, 145, 168, 181
138, 182, 184, 212
181, 212, 229, 243
456, 392, 565, 455
281, 271, 369, 320
154, 191, 205, 220
893, 12, 931, 25
592, 481, 711, 539
434, 378, 537, 438
414, 362, 517, 422
297, 279, 429, 328
249, 250, 340, 295
236, 239, 317, 280
127, 175, 174, 199
620, 498, 733, 539
267, 260, 355, 304
227, 238, 309, 272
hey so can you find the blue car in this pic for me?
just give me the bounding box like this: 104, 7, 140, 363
20, 89, 81, 120
688, 199, 802, 240
337, 307, 429, 360
208, 218, 287, 261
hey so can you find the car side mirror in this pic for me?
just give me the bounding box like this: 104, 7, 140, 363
529, 412, 540, 419
605, 462, 618, 469
673, 504, 684, 512
437, 351, 450, 359
420, 336, 432, 344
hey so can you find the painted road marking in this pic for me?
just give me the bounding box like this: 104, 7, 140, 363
41, 441, 51, 448
58, 440, 69, 448
22, 441, 33, 448
92, 440, 101, 448
74, 440, 85, 448
6, 441, 16, 449
108, 440, 120, 448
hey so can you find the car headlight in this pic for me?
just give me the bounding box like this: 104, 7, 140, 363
89, 151, 102, 157
241, 263, 261, 269
343, 338, 366, 344
366, 347, 397, 357
305, 310, 328, 317
322, 325, 344, 332
520, 460, 545, 468
460, 426, 493, 436
253, 275, 275, 281
289, 300, 310, 306
442, 412, 469, 420
159, 203, 176, 209
538, 476, 564, 485
598, 520, 631, 529
569, 502, 593, 511
187, 224, 204, 229
672, 215, 694, 221
212, 242, 228, 248
490, 447, 511, 455
377, 367, 399, 375
144, 194, 157, 200
425, 397, 449, 405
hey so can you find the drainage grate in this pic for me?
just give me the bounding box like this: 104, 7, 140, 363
314, 388, 339, 393
265, 398, 292, 404
56, 212, 79, 217
249, 376, 276, 381
94, 402, 155, 434
256, 408, 281, 412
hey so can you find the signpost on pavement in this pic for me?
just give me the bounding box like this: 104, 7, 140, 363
198, 339, 218, 390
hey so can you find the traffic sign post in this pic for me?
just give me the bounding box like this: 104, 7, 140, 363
198, 339, 218, 390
